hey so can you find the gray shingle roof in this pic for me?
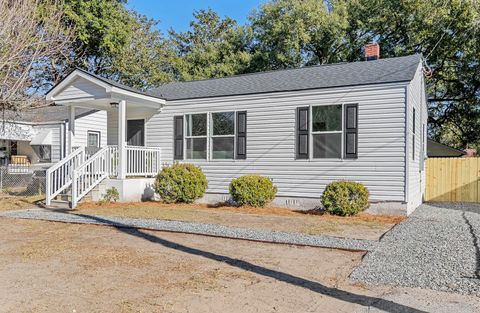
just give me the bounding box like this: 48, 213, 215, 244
8, 106, 96, 123
151, 54, 422, 100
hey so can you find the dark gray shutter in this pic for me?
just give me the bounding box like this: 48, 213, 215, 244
344, 103, 358, 159
236, 111, 247, 159
174, 116, 184, 160
296, 107, 309, 159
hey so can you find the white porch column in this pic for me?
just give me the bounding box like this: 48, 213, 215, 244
68, 105, 75, 154
118, 100, 127, 179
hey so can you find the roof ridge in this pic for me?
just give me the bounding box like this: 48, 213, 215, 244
154, 54, 421, 88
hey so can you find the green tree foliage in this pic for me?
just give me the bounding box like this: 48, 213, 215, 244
249, 0, 349, 70
169, 9, 252, 81
249, 0, 480, 149
61, 0, 173, 89
347, 0, 480, 150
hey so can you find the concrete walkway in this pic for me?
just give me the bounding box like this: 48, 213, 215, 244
0, 208, 377, 251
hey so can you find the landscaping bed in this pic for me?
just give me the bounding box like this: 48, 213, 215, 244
75, 201, 404, 241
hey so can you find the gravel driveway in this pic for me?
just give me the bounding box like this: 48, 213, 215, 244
351, 203, 480, 296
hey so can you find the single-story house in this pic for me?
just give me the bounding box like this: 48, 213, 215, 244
0, 106, 107, 167
427, 139, 466, 158
44, 49, 428, 215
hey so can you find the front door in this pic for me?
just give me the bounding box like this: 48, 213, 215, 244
127, 119, 145, 146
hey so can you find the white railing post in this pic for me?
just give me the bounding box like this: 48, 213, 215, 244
45, 170, 51, 206
118, 100, 127, 179
71, 170, 77, 208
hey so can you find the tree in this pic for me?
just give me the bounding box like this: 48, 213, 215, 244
249, 0, 349, 70
348, 0, 480, 149
169, 9, 252, 81
249, 0, 480, 149
62, 0, 174, 90
0, 0, 72, 113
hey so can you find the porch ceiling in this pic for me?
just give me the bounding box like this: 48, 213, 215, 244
45, 69, 166, 114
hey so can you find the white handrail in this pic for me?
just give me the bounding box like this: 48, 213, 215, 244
71, 146, 111, 208
46, 145, 161, 208
45, 147, 85, 206
126, 146, 162, 177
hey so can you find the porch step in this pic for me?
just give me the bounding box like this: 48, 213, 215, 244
43, 199, 70, 210
81, 181, 106, 203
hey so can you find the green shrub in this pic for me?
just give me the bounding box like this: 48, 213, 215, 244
229, 175, 277, 207
154, 163, 208, 203
321, 181, 369, 216
102, 187, 120, 203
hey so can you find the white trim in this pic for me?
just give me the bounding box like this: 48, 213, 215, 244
46, 69, 166, 107
111, 87, 166, 105
46, 70, 110, 101
404, 86, 410, 203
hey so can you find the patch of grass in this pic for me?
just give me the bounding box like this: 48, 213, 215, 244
0, 195, 43, 212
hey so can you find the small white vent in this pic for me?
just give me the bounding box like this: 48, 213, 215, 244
285, 199, 299, 206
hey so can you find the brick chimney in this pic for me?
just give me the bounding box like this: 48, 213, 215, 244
364, 43, 380, 61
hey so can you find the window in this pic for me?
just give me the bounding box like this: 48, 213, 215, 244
296, 104, 358, 160
87, 131, 100, 148
412, 108, 416, 134
211, 112, 235, 159
312, 105, 343, 158
174, 112, 247, 161
31, 145, 51, 162
412, 108, 416, 160
185, 113, 207, 159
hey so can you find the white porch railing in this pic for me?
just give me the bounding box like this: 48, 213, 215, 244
46, 145, 161, 208
126, 146, 162, 177
45, 147, 85, 206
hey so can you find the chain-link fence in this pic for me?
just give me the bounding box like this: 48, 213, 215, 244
0, 165, 46, 196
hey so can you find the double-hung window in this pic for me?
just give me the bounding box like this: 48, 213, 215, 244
174, 111, 247, 160
185, 113, 207, 159
312, 105, 343, 158
296, 103, 358, 159
211, 111, 235, 159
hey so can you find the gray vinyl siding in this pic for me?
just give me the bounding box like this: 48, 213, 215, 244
54, 77, 107, 101
146, 83, 408, 203
70, 110, 108, 148
406, 64, 427, 213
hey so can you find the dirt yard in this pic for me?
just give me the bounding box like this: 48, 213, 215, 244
76, 201, 404, 240
0, 217, 478, 313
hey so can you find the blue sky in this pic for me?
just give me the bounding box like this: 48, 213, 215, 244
127, 0, 265, 34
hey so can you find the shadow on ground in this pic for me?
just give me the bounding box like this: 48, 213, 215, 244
426, 202, 480, 215
46, 208, 427, 313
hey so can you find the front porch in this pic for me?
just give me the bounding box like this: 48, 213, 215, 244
44, 69, 166, 207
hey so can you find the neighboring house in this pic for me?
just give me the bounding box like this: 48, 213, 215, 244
0, 106, 107, 167
45, 48, 428, 215
427, 139, 466, 158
